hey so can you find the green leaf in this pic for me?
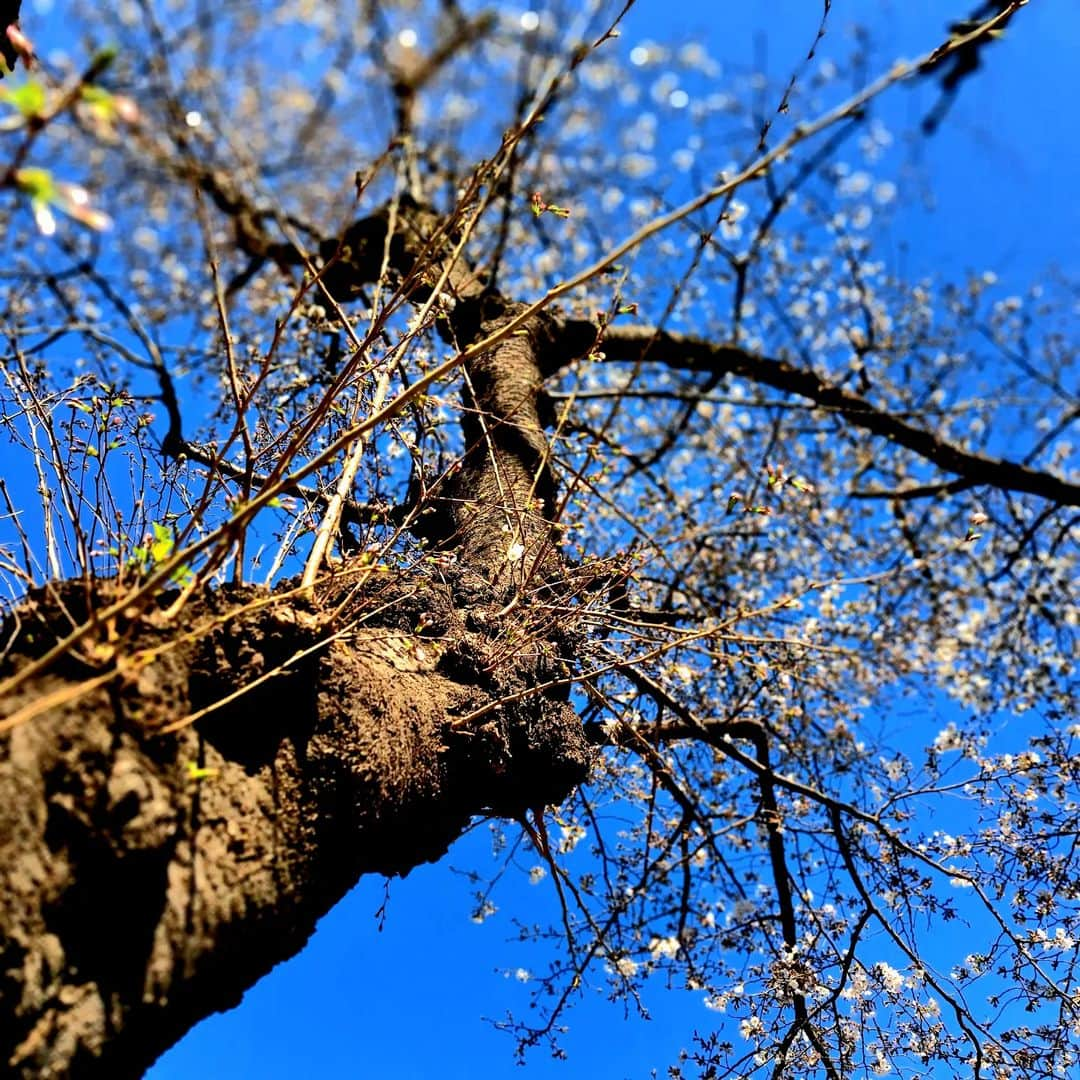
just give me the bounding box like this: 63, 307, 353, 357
80, 85, 113, 108
170, 564, 195, 585
2, 79, 46, 118
13, 167, 56, 204
90, 44, 119, 71
149, 522, 174, 563
79, 84, 117, 124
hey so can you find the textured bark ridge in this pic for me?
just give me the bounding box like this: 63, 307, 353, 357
430, 304, 565, 585
0, 571, 590, 1078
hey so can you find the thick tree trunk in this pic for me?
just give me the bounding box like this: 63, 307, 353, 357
1, 570, 589, 1077
0, 269, 589, 1073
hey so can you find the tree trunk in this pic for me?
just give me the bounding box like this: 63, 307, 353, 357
0, 570, 589, 1077
0, 301, 590, 1075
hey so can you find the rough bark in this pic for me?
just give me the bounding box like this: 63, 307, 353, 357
0, 212, 590, 1075
1, 566, 590, 1078
420, 302, 565, 585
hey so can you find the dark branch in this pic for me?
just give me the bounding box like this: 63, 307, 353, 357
560, 322, 1080, 508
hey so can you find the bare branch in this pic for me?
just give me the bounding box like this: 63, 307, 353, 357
570, 323, 1080, 507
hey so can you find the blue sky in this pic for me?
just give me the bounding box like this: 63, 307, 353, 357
12, 0, 1073, 1076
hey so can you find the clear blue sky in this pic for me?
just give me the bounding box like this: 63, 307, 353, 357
24, 0, 1068, 1075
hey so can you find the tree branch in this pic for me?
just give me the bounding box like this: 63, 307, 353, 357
563, 322, 1080, 507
